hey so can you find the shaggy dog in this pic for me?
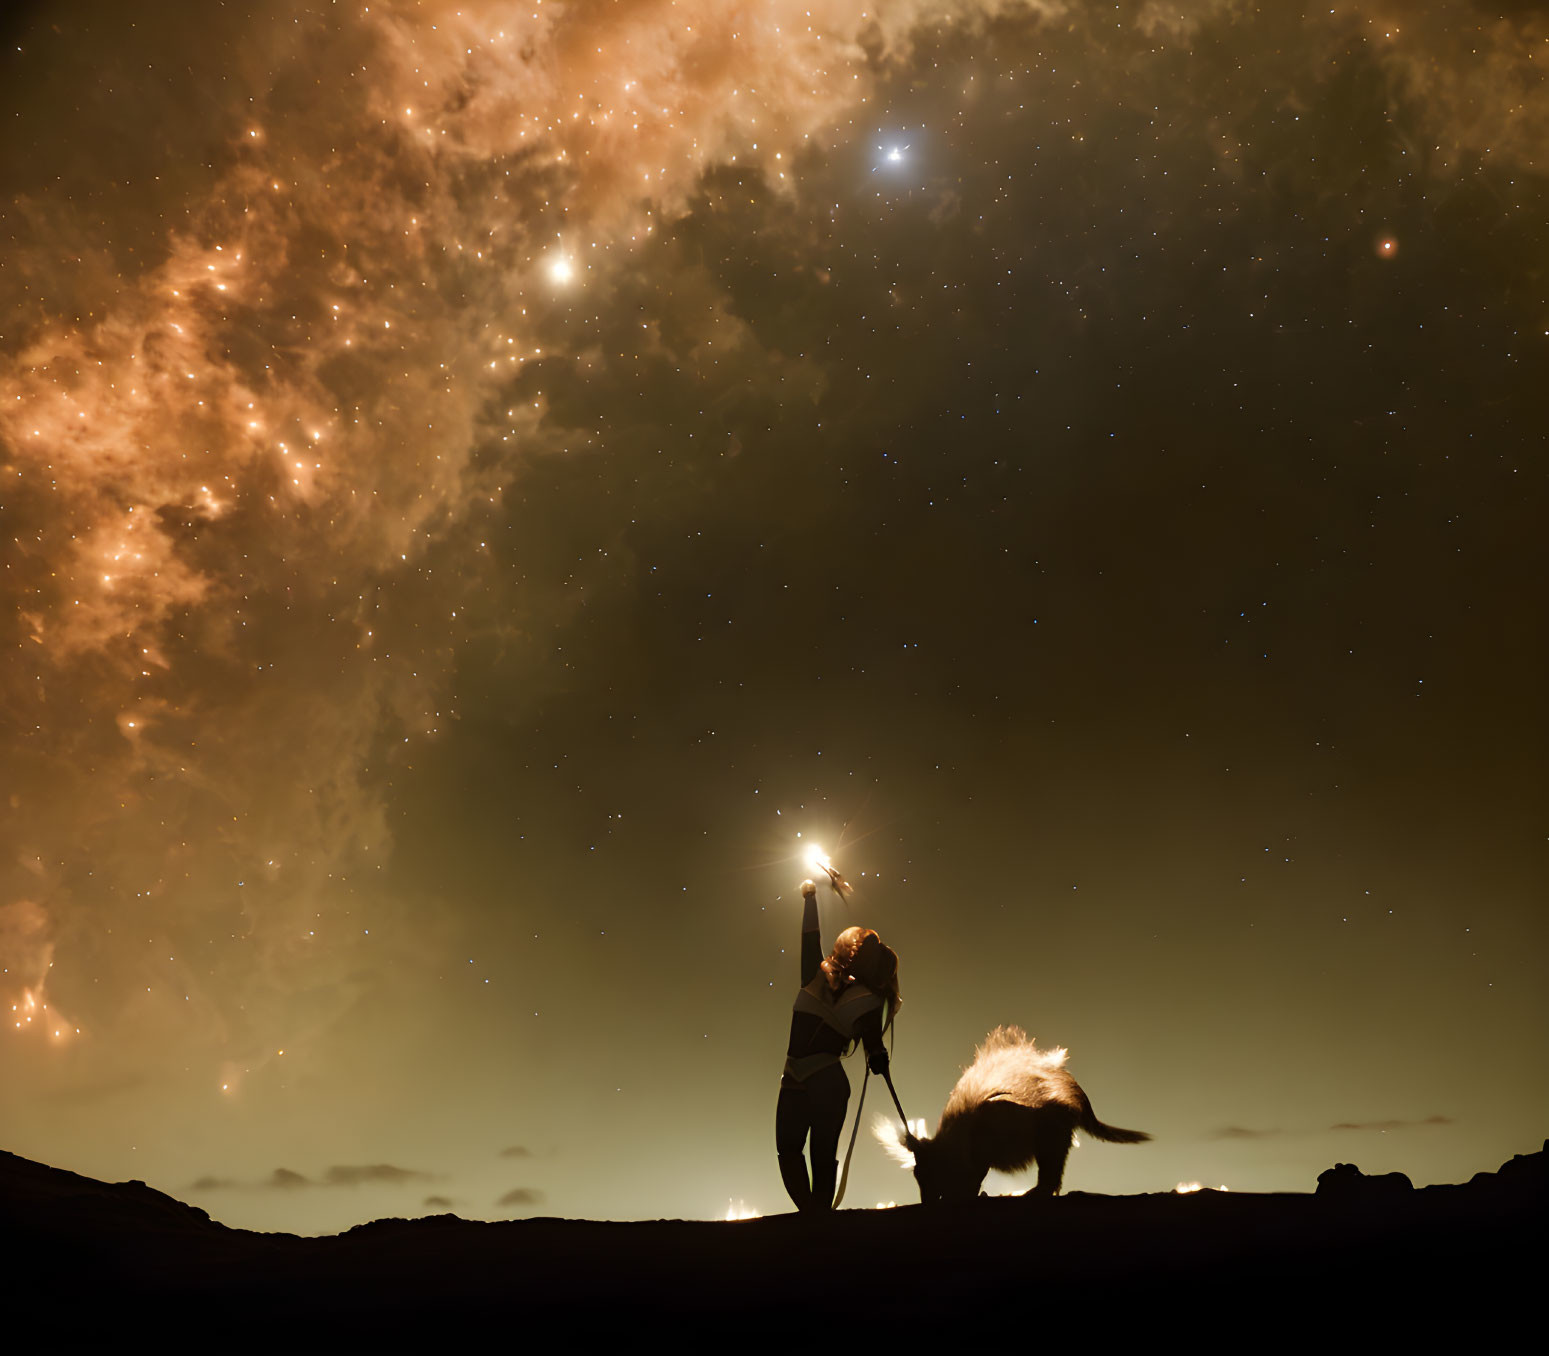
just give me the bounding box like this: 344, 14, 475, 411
878, 1026, 1150, 1201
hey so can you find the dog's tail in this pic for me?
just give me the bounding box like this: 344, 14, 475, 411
1079, 1092, 1151, 1144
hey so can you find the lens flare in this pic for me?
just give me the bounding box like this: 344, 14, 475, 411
802, 841, 852, 897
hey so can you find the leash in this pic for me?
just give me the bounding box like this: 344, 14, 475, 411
831, 1067, 869, 1208
830, 1064, 910, 1208
882, 1068, 909, 1130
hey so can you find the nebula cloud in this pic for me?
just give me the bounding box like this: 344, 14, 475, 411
2, 0, 1545, 1114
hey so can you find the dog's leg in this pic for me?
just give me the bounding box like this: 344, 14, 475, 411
1029, 1125, 1071, 1196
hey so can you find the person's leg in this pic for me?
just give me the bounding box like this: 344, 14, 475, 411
775, 1077, 813, 1211
806, 1063, 850, 1210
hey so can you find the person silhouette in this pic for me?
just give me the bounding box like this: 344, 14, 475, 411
775, 878, 902, 1211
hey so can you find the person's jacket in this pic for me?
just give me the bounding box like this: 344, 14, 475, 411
783, 892, 887, 1080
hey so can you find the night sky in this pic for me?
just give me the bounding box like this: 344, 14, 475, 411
2, 1, 1544, 1234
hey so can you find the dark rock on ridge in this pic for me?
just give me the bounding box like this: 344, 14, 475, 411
1316, 1161, 1414, 1199
1470, 1138, 1549, 1193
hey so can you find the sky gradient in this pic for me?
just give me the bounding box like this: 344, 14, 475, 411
1, 0, 1545, 1233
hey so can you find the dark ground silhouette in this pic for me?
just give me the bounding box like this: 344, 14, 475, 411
2, 1142, 1543, 1341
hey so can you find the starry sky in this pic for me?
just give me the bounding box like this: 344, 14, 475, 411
1, 0, 1545, 1234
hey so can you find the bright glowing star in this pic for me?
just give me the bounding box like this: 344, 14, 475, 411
803, 843, 852, 897
547, 254, 576, 285
1376, 235, 1399, 259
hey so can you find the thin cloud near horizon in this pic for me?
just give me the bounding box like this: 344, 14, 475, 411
1207, 1115, 1455, 1140
188, 1163, 437, 1192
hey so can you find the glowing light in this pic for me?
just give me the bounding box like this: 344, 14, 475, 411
1376, 235, 1399, 259
724, 1199, 761, 1221
873, 1114, 915, 1169
547, 254, 576, 285
802, 842, 852, 897
1175, 1181, 1203, 1194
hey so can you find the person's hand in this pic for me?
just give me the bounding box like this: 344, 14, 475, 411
800, 878, 817, 898
868, 1047, 890, 1076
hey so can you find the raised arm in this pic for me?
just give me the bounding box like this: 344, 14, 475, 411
799, 879, 823, 986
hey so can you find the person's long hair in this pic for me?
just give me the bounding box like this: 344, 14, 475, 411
823, 926, 902, 1048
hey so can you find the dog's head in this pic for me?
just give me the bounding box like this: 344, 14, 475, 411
909, 1134, 984, 1204
874, 1116, 983, 1204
